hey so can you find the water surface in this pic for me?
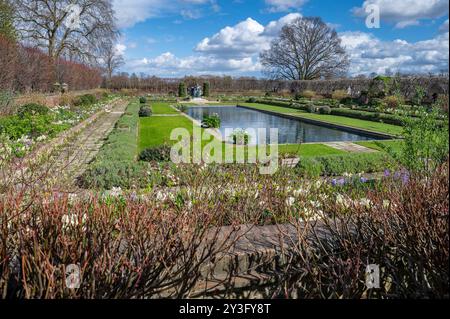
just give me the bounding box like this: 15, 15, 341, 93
187, 106, 379, 145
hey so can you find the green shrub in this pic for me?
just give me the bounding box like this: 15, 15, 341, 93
201, 113, 221, 128
330, 108, 405, 126
294, 92, 303, 100
307, 104, 318, 113
203, 82, 210, 97
139, 96, 147, 104
78, 161, 148, 189
139, 106, 152, 117
176, 104, 188, 113
247, 97, 257, 103
391, 107, 449, 175
318, 106, 332, 115
74, 94, 97, 106
178, 82, 187, 98
17, 103, 49, 118
384, 95, 403, 109
139, 145, 172, 162
370, 98, 384, 108
295, 158, 323, 178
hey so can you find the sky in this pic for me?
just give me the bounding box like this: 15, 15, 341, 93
111, 0, 450, 78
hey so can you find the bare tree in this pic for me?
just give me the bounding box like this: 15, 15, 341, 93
100, 40, 124, 88
14, 0, 118, 64
260, 17, 349, 80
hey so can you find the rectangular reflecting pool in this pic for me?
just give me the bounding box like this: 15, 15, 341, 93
187, 106, 385, 145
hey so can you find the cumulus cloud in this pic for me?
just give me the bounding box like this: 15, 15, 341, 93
195, 13, 301, 57
122, 11, 449, 77
124, 13, 302, 76
127, 52, 261, 76
352, 0, 449, 28
340, 30, 449, 75
265, 0, 308, 12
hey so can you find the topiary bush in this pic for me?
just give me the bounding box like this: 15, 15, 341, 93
17, 103, 49, 118
139, 106, 152, 117
307, 104, 318, 113
139, 145, 172, 162
139, 96, 147, 104
318, 106, 332, 115
247, 97, 257, 103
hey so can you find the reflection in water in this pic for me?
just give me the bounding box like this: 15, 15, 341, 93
187, 106, 380, 145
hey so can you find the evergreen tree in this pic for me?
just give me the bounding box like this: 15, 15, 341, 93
178, 82, 187, 98
203, 82, 210, 97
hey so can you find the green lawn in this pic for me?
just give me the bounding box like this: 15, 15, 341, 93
139, 116, 195, 150
240, 103, 404, 136
151, 102, 180, 114
240, 103, 307, 115
278, 144, 346, 157
356, 140, 404, 153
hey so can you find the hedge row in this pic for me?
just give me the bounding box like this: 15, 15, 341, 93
330, 108, 406, 126
297, 152, 398, 177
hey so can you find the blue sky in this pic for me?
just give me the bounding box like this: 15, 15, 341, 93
112, 0, 449, 77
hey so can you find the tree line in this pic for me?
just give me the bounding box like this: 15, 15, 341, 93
0, 0, 122, 93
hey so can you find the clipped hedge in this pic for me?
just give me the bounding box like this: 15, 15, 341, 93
330, 108, 406, 126
249, 99, 309, 111
296, 152, 398, 177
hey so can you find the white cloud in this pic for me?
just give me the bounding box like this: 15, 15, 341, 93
115, 43, 127, 56
124, 13, 303, 76
340, 31, 449, 75
195, 13, 301, 57
265, 0, 308, 12
113, 0, 218, 28
352, 0, 449, 28
128, 52, 261, 76
121, 11, 449, 77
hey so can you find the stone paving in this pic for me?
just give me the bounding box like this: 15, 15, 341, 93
40, 99, 128, 190
322, 141, 376, 153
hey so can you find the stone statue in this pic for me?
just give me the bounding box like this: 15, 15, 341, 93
189, 84, 203, 98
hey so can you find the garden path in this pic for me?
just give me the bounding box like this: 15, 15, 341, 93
34, 99, 129, 191
322, 142, 376, 153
